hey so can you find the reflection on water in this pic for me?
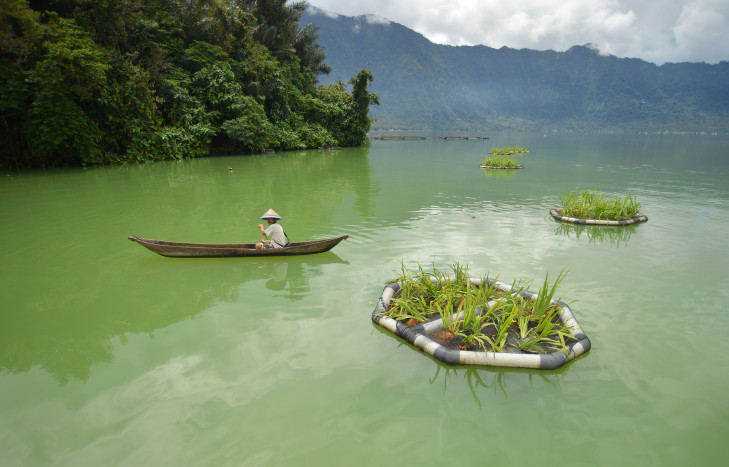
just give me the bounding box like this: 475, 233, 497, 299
377, 324, 568, 409
428, 365, 562, 408
2, 134, 729, 466
0, 251, 348, 386
256, 252, 349, 300
481, 168, 520, 179
553, 221, 638, 247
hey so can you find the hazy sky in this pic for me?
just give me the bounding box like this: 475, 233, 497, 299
305, 0, 729, 64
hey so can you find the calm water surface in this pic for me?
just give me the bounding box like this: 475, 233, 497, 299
1, 133, 728, 466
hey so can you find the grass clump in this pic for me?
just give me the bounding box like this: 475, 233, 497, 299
490, 146, 530, 155
381, 263, 574, 354
482, 154, 522, 167
560, 188, 641, 220
385, 262, 476, 326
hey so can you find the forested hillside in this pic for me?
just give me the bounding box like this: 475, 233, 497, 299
0, 1, 378, 169
303, 7, 729, 132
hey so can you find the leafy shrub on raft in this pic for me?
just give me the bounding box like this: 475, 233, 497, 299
381, 262, 573, 354
560, 188, 641, 220
482, 154, 522, 167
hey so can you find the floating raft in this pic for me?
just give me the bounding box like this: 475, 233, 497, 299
371, 136, 489, 141
479, 164, 524, 170
372, 277, 591, 370
550, 208, 648, 226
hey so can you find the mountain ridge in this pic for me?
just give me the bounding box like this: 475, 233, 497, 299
302, 7, 729, 132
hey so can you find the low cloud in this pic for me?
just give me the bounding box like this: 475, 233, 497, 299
306, 0, 729, 64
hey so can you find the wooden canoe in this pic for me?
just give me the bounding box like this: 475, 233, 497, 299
128, 234, 348, 258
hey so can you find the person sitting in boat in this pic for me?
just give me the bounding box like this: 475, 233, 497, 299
256, 208, 289, 249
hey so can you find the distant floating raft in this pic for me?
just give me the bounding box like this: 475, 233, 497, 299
371, 136, 489, 141
479, 164, 524, 170
550, 208, 648, 226
371, 277, 591, 370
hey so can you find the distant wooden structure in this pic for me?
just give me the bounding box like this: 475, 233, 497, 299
371, 135, 489, 141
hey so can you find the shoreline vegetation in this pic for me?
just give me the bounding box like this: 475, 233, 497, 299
0, 1, 379, 170
560, 188, 641, 220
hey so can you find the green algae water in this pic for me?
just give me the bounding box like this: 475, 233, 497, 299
1, 133, 728, 466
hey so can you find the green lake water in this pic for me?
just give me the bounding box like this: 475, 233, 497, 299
1, 133, 728, 466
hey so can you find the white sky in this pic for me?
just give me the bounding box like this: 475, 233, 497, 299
305, 0, 729, 64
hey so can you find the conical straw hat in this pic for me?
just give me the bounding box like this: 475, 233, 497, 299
260, 208, 281, 220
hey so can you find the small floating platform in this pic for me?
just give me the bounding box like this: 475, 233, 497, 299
550, 208, 648, 226
479, 164, 524, 170
372, 277, 591, 370
371, 136, 489, 141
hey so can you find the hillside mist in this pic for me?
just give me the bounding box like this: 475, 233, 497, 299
302, 7, 729, 133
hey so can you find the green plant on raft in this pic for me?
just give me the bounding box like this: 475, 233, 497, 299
434, 282, 460, 333
449, 261, 471, 288
431, 262, 471, 331
482, 303, 516, 353
455, 276, 498, 342
528, 306, 572, 354
463, 277, 500, 326
382, 261, 439, 322
459, 285, 479, 333
482, 154, 522, 167
379, 262, 579, 355
489, 146, 530, 155
457, 300, 500, 350
560, 188, 641, 220
517, 332, 561, 353
515, 296, 532, 340
531, 270, 568, 319
387, 294, 431, 322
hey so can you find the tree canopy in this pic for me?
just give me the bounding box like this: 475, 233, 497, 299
0, 0, 378, 169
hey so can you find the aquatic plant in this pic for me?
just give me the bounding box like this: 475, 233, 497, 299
434, 280, 460, 332
460, 277, 499, 328
457, 300, 500, 350
382, 262, 439, 322
560, 188, 641, 220
382, 263, 574, 355
531, 270, 568, 319
482, 304, 515, 353
489, 146, 530, 155
515, 296, 532, 339
529, 306, 571, 353
482, 154, 522, 167
388, 294, 431, 322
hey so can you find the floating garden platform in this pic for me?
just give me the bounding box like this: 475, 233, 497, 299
479, 164, 524, 170
550, 208, 648, 226
372, 266, 591, 370
552, 189, 648, 226
480, 147, 526, 170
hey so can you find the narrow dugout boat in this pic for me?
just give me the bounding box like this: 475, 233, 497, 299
128, 234, 348, 258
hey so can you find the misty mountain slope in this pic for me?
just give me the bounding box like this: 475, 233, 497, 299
302, 7, 729, 132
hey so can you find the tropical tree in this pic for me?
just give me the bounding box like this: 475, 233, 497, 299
25, 12, 111, 165
252, 0, 306, 59
343, 68, 379, 145
0, 0, 378, 169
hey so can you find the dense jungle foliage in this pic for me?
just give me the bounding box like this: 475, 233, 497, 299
0, 0, 379, 169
